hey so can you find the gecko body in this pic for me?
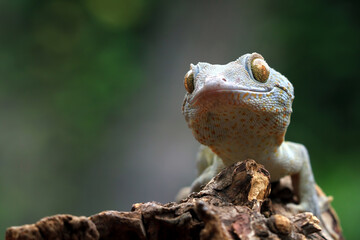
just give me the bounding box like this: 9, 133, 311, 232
179, 53, 319, 216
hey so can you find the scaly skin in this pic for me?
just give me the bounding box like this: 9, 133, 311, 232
179, 53, 319, 216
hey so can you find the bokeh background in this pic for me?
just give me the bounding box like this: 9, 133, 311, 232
0, 0, 359, 238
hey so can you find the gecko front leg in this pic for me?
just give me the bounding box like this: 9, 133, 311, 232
176, 146, 224, 201
285, 142, 320, 216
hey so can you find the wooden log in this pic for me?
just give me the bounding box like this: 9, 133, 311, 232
5, 159, 343, 240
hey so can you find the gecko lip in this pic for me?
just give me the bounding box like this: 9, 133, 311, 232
190, 87, 274, 105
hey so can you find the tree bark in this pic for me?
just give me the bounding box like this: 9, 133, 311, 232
6, 159, 343, 240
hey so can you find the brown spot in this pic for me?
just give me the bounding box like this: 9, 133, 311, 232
277, 133, 285, 145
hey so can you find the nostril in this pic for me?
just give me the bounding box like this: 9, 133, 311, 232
222, 78, 227, 82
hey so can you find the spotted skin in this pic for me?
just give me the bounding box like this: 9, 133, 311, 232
179, 53, 319, 216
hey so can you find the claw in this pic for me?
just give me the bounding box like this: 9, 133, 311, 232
318, 195, 333, 213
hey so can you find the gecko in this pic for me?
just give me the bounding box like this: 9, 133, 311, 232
178, 52, 320, 216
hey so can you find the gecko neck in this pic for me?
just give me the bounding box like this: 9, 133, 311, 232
209, 130, 284, 167
189, 107, 288, 166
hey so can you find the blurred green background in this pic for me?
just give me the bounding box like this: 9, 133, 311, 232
0, 0, 359, 238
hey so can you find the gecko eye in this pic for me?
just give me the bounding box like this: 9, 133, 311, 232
251, 58, 270, 83
184, 70, 195, 93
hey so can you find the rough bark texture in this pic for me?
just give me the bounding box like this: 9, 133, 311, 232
6, 159, 343, 240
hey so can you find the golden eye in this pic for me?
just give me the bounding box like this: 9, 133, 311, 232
184, 70, 195, 93
251, 58, 270, 83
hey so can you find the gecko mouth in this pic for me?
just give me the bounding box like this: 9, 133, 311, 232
190, 84, 292, 106
190, 87, 274, 105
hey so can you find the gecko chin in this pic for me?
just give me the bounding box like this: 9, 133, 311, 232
184, 86, 292, 145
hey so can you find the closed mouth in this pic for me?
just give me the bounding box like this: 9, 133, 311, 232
190, 87, 274, 105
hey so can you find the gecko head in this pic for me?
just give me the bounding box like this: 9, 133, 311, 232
182, 53, 295, 151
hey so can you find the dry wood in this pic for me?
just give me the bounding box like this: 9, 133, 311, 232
6, 159, 343, 240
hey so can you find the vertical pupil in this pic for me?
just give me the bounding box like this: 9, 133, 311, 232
185, 71, 194, 93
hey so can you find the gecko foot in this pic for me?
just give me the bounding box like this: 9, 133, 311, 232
175, 186, 191, 202
318, 195, 333, 213
286, 202, 319, 217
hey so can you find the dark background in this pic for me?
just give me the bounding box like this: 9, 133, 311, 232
0, 0, 359, 238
